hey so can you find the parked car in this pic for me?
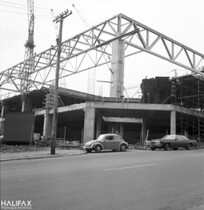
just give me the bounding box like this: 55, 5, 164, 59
149, 134, 198, 150
84, 133, 128, 153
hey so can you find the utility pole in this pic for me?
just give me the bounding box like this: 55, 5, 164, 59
51, 9, 72, 155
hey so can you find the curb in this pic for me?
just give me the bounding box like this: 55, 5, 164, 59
0, 150, 86, 162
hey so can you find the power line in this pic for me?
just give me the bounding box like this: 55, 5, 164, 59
0, 0, 25, 6
0, 0, 51, 11
0, 8, 26, 15
0, 2, 51, 15
0, 1, 25, 9
0, 8, 50, 17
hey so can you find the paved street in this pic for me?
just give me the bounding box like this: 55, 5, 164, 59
1, 149, 204, 210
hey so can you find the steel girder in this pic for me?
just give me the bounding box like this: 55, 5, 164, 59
0, 13, 204, 96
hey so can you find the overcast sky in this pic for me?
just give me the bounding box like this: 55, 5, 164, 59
0, 0, 203, 96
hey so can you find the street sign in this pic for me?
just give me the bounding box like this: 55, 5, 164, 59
45, 92, 54, 108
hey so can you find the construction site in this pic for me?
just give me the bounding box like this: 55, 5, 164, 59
0, 1, 204, 147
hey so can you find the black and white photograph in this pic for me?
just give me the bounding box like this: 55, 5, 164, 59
0, 0, 204, 210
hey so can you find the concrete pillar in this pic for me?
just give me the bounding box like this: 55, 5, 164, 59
83, 107, 95, 143
43, 111, 52, 138
141, 118, 147, 144
21, 95, 32, 112
96, 116, 102, 138
170, 111, 176, 135
1, 104, 4, 118
110, 39, 125, 98
0, 104, 6, 135
119, 123, 124, 137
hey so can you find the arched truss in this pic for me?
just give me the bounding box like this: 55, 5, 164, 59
0, 13, 204, 95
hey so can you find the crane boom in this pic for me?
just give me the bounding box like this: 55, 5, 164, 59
21, 0, 35, 94
21, 0, 35, 111
25, 0, 35, 54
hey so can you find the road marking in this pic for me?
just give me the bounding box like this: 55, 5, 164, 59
18, 178, 26, 182
102, 163, 157, 172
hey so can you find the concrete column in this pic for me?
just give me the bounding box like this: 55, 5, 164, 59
170, 111, 176, 135
0, 104, 6, 135
119, 123, 124, 137
141, 118, 147, 144
96, 116, 102, 138
1, 104, 5, 118
83, 107, 95, 143
43, 111, 52, 138
110, 39, 125, 98
21, 95, 32, 112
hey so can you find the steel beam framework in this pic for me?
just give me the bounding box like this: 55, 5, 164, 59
1, 13, 204, 96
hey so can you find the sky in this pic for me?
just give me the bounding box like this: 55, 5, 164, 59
0, 0, 204, 97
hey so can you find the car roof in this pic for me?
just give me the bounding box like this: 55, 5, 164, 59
99, 133, 120, 137
163, 134, 187, 138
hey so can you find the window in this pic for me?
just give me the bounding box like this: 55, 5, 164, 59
105, 136, 114, 141
114, 135, 122, 141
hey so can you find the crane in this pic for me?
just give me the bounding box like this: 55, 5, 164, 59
21, 0, 35, 111
25, 0, 35, 59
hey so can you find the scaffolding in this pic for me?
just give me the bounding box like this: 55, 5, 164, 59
179, 113, 204, 142
175, 75, 204, 142
141, 74, 204, 142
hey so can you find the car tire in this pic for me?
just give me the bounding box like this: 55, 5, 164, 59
185, 143, 192, 150
86, 149, 92, 153
120, 144, 127, 152
95, 145, 102, 153
164, 143, 170, 150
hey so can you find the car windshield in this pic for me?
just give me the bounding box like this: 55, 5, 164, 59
97, 134, 117, 141
162, 135, 188, 140
97, 135, 106, 141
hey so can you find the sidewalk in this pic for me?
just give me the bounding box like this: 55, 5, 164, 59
0, 148, 86, 162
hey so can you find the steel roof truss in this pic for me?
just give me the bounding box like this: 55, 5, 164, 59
1, 13, 203, 95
